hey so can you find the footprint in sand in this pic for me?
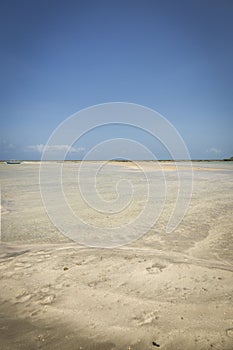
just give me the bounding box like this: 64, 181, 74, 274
146, 262, 167, 274
133, 311, 159, 326
16, 290, 33, 303
226, 328, 233, 338
14, 262, 32, 270
39, 294, 56, 305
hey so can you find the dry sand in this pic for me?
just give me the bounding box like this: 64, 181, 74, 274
0, 161, 233, 350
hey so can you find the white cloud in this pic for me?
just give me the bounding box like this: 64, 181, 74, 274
27, 144, 44, 153
27, 144, 85, 154
206, 147, 222, 155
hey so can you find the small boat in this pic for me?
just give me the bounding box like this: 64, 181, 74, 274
6, 159, 21, 164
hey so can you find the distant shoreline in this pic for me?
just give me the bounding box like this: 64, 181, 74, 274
1, 159, 233, 163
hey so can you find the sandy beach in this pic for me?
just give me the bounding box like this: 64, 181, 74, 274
0, 161, 233, 350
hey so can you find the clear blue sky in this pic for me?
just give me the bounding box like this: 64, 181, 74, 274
0, 0, 232, 160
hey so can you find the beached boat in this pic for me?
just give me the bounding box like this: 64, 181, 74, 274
6, 159, 21, 164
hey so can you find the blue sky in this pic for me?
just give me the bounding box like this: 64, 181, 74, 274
0, 0, 233, 160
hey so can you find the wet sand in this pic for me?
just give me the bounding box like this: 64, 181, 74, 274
0, 161, 233, 349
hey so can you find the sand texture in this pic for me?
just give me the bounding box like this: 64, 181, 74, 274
0, 161, 233, 349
